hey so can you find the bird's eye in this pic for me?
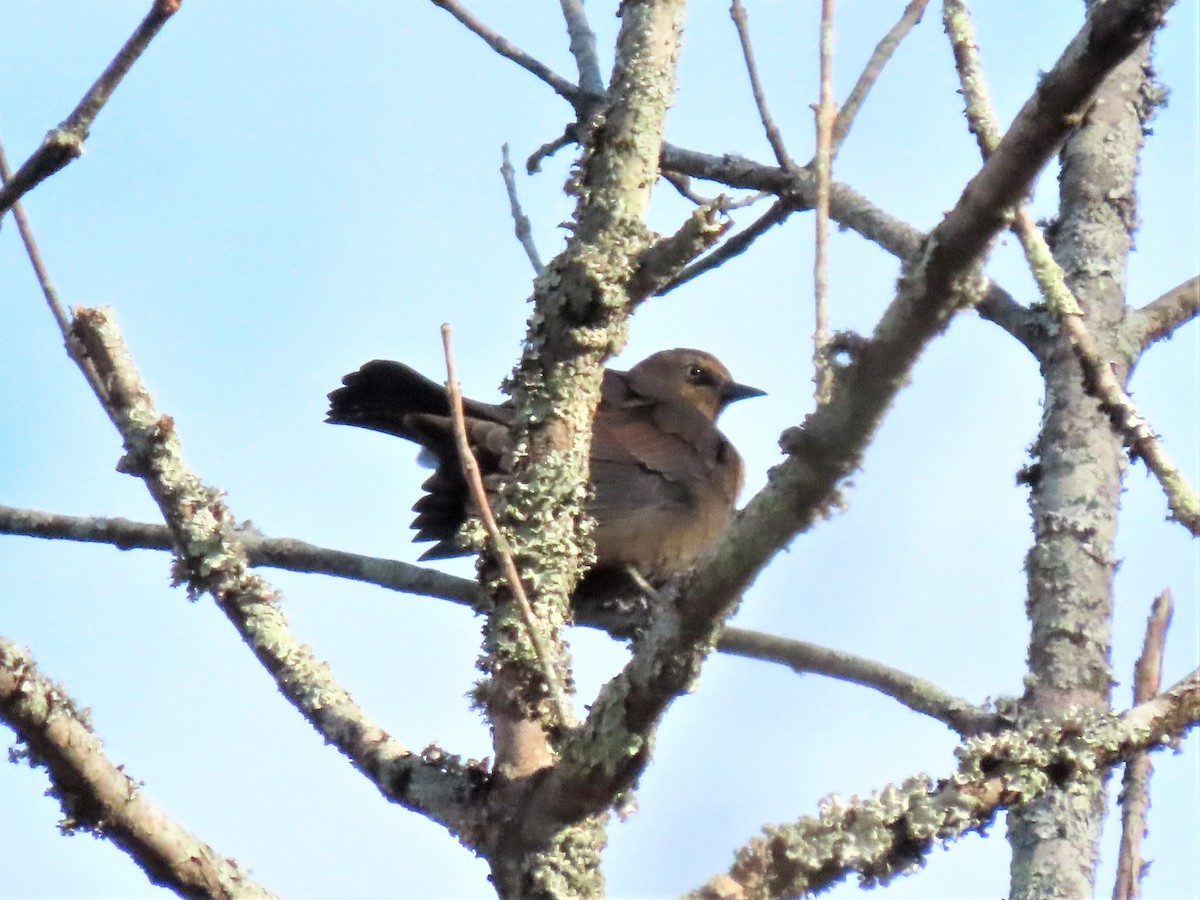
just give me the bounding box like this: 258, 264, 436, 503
687, 365, 708, 383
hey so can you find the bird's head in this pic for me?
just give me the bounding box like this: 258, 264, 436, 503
628, 348, 765, 421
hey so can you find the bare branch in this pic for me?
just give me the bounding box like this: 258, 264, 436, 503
558, 0, 605, 97
730, 0, 796, 171
812, 0, 837, 403
1114, 589, 1174, 900
945, 0, 1199, 535
658, 142, 1046, 351
0, 637, 276, 899
430, 0, 583, 108
441, 323, 573, 726
66, 308, 476, 833
544, 0, 1178, 833
0, 142, 71, 333
831, 0, 931, 156
689, 666, 1200, 899
0, 504, 482, 609
1124, 275, 1200, 351
526, 128, 576, 174
658, 197, 795, 295
0, 502, 1012, 727
718, 628, 1001, 735
500, 143, 544, 273
0, 0, 180, 216
626, 202, 731, 301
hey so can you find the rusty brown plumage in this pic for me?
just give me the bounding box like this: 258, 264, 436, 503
326, 348, 763, 604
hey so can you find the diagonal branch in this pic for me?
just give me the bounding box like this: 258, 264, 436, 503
718, 628, 1001, 735
658, 197, 796, 295
945, 0, 1198, 535
689, 666, 1200, 899
500, 143, 544, 273
831, 0, 931, 156
442, 323, 574, 726
0, 0, 181, 217
430, 0, 584, 108
1123, 275, 1200, 351
537, 0, 1176, 830
1, 637, 277, 899
67, 308, 478, 833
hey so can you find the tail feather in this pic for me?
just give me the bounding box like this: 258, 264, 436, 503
327, 359, 511, 558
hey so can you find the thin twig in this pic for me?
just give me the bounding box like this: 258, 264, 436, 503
558, 0, 605, 97
718, 628, 1001, 735
944, 0, 1199, 536
658, 197, 795, 295
526, 128, 576, 174
831, 0, 931, 156
500, 143, 543, 273
1114, 589, 1174, 900
812, 0, 837, 404
0, 141, 117, 424
730, 0, 795, 171
0, 637, 277, 898
440, 324, 574, 726
0, 142, 70, 333
0, 0, 181, 216
430, 0, 582, 108
661, 170, 767, 211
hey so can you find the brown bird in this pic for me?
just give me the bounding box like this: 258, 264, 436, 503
326, 349, 763, 605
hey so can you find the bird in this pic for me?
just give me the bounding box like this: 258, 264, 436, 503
326, 348, 764, 608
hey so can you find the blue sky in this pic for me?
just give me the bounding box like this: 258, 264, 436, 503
1, 2, 1197, 898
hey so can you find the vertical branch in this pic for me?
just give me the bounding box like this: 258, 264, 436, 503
440, 324, 573, 726
559, 0, 606, 97
481, 3, 687, 894
500, 143, 544, 273
730, 0, 795, 170
813, 0, 837, 403
945, 0, 1197, 534
1113, 590, 1173, 900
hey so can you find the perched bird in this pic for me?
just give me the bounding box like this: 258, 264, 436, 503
326, 348, 763, 605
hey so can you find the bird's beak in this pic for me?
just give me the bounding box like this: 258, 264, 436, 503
720, 381, 767, 405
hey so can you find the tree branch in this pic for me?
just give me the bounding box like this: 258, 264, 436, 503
730, 0, 795, 171
718, 628, 1001, 735
689, 666, 1200, 899
442, 323, 574, 729
537, 0, 1176, 831
1124, 275, 1200, 351
658, 197, 795, 295
657, 142, 1047, 352
430, 0, 584, 108
66, 309, 479, 836
558, 0, 605, 97
831, 0, 931, 156
0, 503, 1007, 735
500, 143, 544, 273
1114, 589, 1173, 900
0, 637, 276, 899
812, 0, 837, 403
945, 0, 1198, 536
0, 0, 181, 217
